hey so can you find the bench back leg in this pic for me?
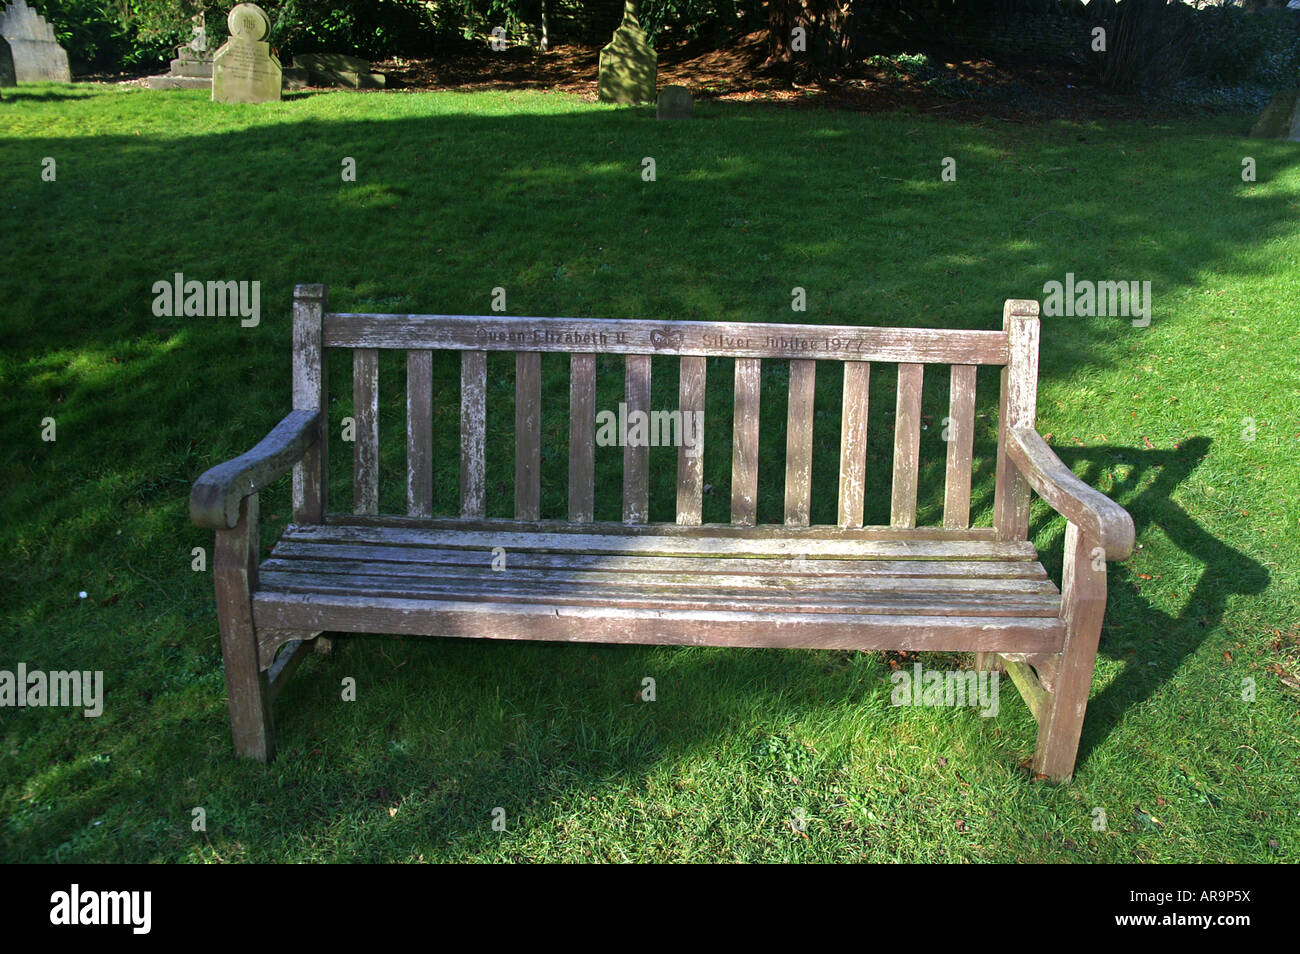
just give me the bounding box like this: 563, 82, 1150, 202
214, 494, 275, 761
1032, 522, 1106, 782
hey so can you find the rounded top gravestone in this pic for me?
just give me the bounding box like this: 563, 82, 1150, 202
228, 3, 270, 41
212, 2, 281, 103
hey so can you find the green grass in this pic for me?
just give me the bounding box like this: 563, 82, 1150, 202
1, 84, 1297, 862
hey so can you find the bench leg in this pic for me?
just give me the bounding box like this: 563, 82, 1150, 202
214, 494, 274, 762
1033, 523, 1106, 783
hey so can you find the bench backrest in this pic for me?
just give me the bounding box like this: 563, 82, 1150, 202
289, 285, 1041, 539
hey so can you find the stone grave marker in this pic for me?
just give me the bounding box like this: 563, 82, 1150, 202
293, 52, 386, 88
172, 14, 212, 76
212, 2, 281, 103
657, 84, 692, 119
147, 14, 213, 89
0, 35, 15, 88
598, 0, 656, 104
1249, 89, 1300, 142
0, 0, 71, 83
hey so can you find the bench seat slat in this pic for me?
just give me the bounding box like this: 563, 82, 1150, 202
257, 569, 1061, 617
254, 593, 1065, 653
261, 557, 1059, 595
281, 522, 1040, 560
268, 541, 1049, 579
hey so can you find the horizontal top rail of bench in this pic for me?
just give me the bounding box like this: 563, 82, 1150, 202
321, 312, 1012, 364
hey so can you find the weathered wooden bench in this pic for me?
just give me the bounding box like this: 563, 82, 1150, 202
191, 286, 1134, 781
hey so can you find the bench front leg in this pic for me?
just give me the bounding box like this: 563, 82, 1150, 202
1033, 521, 1107, 782
214, 493, 274, 761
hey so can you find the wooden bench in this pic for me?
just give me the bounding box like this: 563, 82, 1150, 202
190, 285, 1134, 782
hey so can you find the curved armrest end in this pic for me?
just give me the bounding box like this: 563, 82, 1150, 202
190, 410, 321, 529
1007, 427, 1135, 561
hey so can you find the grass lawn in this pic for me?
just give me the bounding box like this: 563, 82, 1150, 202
1, 84, 1297, 863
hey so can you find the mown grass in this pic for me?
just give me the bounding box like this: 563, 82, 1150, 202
0, 84, 1297, 862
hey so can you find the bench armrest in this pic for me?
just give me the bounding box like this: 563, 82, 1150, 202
190, 410, 321, 530
1006, 427, 1135, 561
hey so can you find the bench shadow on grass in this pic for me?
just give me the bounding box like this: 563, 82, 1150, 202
1033, 437, 1268, 771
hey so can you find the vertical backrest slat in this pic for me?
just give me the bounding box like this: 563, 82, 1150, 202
942, 364, 978, 529
994, 300, 1040, 540
406, 350, 433, 517
292, 284, 327, 523
623, 355, 651, 523
731, 358, 761, 525
459, 350, 486, 518
568, 353, 595, 523
784, 359, 816, 526
676, 355, 706, 525
515, 352, 541, 520
352, 348, 379, 515
890, 362, 924, 528
837, 361, 870, 528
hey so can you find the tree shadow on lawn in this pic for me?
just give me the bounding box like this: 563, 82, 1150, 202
0, 103, 1290, 858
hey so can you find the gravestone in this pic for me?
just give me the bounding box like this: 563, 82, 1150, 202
598, 0, 656, 104
147, 14, 213, 88
0, 35, 15, 88
171, 14, 212, 77
1249, 89, 1300, 142
212, 3, 281, 103
293, 52, 386, 88
0, 0, 71, 83
657, 84, 692, 120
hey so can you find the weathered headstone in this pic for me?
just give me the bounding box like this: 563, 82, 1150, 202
657, 84, 692, 120
598, 0, 656, 104
0, 35, 15, 88
212, 3, 281, 103
0, 0, 71, 83
293, 52, 386, 88
171, 15, 212, 77
281, 66, 310, 89
1249, 89, 1300, 142
147, 14, 213, 88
